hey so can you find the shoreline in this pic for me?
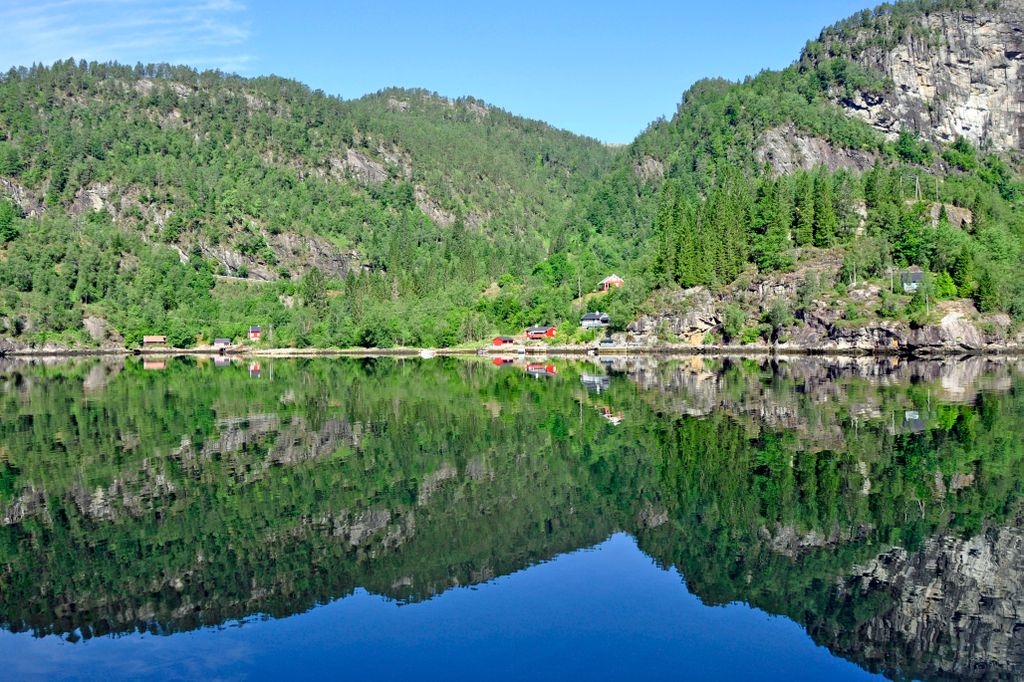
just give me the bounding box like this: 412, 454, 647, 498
3, 344, 1024, 359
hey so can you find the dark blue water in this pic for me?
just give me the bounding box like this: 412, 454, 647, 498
0, 534, 874, 681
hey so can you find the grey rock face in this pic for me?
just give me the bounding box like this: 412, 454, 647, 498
270, 232, 360, 279
0, 337, 27, 355
756, 124, 880, 174
628, 287, 720, 345
822, 2, 1024, 150
634, 156, 666, 182
82, 315, 124, 346
0, 177, 44, 217
342, 149, 389, 184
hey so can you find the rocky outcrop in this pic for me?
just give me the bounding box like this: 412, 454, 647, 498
0, 177, 44, 217
200, 243, 276, 280
386, 97, 410, 112
0, 337, 74, 354
414, 186, 456, 227
815, 304, 1013, 354
756, 124, 879, 174
70, 184, 113, 216
629, 287, 720, 345
827, 525, 1024, 680
0, 337, 26, 355
82, 316, 123, 347
341, 149, 389, 184
465, 100, 490, 120
913, 200, 974, 228
634, 156, 665, 182
819, 2, 1024, 150
629, 254, 1021, 355
270, 232, 360, 279
412, 187, 487, 229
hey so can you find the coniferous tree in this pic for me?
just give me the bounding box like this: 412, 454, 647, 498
674, 191, 700, 287
752, 180, 793, 272
975, 268, 998, 312
0, 200, 18, 243
812, 171, 837, 247
951, 246, 974, 295
302, 267, 328, 318
793, 174, 815, 247
654, 181, 679, 283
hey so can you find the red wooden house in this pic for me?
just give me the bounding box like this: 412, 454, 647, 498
526, 326, 557, 340
598, 275, 624, 292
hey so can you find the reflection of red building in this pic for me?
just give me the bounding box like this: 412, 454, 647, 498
599, 275, 624, 292
493, 357, 515, 367
493, 336, 516, 347
526, 326, 557, 340
249, 361, 261, 378
143, 360, 166, 371
526, 363, 557, 378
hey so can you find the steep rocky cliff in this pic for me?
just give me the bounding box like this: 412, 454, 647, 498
813, 0, 1024, 151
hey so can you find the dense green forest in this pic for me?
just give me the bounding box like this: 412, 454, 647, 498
1, 0, 1022, 348
0, 355, 1020, 681
0, 62, 624, 347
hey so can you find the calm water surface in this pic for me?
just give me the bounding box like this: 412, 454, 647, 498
0, 354, 1021, 680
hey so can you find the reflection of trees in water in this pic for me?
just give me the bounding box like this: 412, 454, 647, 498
628, 355, 1024, 681
0, 356, 1023, 679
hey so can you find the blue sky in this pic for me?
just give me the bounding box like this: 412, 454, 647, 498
0, 0, 873, 142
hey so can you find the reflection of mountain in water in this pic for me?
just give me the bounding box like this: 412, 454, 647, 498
0, 356, 1023, 679
821, 523, 1024, 680
624, 355, 1024, 681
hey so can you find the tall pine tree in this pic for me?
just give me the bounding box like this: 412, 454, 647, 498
812, 170, 837, 247
793, 173, 815, 247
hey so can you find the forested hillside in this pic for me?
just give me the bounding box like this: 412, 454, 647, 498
586, 0, 1024, 348
0, 62, 620, 347
1, 0, 1024, 350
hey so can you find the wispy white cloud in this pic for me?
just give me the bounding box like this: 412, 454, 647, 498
0, 0, 256, 73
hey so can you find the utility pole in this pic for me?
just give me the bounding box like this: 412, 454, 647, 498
577, 270, 583, 311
